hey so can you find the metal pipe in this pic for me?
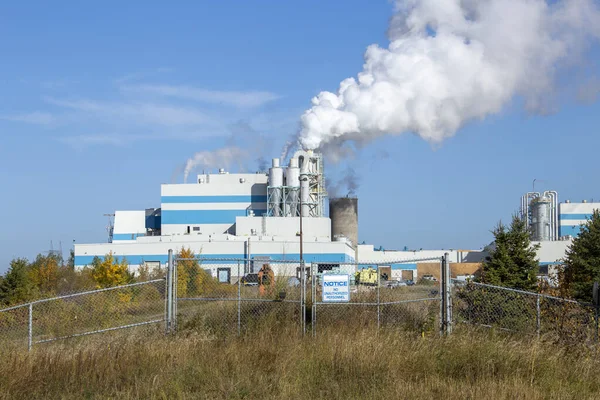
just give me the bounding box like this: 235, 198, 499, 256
237, 261, 241, 336
445, 252, 453, 335
312, 268, 316, 337
377, 266, 381, 331
173, 255, 178, 331
439, 256, 445, 336
28, 303, 32, 352
299, 174, 308, 263
536, 294, 541, 339
166, 249, 173, 334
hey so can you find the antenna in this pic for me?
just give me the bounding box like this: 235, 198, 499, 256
104, 213, 115, 243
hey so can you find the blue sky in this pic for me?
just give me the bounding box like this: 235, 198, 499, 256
1, 1, 599, 273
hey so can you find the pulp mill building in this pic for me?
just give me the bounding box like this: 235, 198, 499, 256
74, 150, 484, 281
74, 150, 597, 282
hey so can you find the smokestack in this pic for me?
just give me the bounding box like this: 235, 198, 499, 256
330, 197, 358, 249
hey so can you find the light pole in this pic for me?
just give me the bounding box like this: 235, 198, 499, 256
299, 174, 309, 263
299, 173, 308, 333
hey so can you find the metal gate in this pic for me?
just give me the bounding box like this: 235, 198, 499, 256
169, 251, 306, 337
310, 257, 448, 337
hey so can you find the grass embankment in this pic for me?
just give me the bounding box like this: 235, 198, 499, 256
1, 325, 599, 399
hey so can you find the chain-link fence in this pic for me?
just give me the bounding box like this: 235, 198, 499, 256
0, 278, 167, 351
311, 259, 443, 337
5, 251, 600, 350
452, 280, 599, 343
174, 258, 305, 337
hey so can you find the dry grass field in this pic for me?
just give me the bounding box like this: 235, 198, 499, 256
1, 323, 600, 399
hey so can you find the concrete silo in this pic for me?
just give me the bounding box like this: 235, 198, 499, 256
329, 197, 358, 248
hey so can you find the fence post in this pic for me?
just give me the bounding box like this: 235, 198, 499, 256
166, 249, 173, 334
440, 253, 452, 335
445, 253, 452, 335
301, 260, 306, 335
439, 256, 445, 336
28, 303, 33, 352
237, 261, 241, 336
312, 265, 316, 338
377, 265, 381, 331
536, 294, 541, 340
173, 255, 178, 332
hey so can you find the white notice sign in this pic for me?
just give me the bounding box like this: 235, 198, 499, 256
322, 274, 350, 302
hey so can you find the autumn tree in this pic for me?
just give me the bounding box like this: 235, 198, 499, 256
28, 254, 60, 295
479, 215, 540, 291
559, 210, 600, 302
90, 252, 133, 288
175, 247, 209, 296
0, 258, 36, 305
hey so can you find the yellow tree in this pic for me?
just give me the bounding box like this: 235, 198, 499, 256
176, 247, 210, 296
28, 254, 60, 295
90, 252, 133, 289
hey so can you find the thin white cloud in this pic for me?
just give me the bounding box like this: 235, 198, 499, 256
45, 97, 211, 127
58, 130, 228, 150
0, 112, 56, 125
121, 84, 281, 108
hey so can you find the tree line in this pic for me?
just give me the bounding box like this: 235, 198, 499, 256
2, 212, 599, 307
0, 248, 204, 307
479, 210, 600, 302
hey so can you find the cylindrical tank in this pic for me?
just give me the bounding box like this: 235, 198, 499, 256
531, 196, 551, 241
286, 158, 300, 216
300, 171, 310, 217
330, 197, 358, 248
268, 158, 283, 217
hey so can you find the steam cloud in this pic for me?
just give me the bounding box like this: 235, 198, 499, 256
327, 167, 361, 198
183, 147, 246, 182
297, 0, 600, 152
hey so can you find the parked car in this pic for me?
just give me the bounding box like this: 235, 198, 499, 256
240, 273, 259, 286
422, 274, 438, 282
382, 280, 406, 288
404, 280, 415, 286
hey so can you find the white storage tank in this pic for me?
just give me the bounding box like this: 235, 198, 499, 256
268, 158, 283, 216
285, 157, 300, 216
531, 196, 552, 241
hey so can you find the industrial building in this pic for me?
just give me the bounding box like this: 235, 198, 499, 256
520, 191, 600, 278
74, 150, 485, 281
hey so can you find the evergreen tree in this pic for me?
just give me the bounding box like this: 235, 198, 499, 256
0, 258, 36, 305
479, 214, 540, 291
560, 210, 600, 302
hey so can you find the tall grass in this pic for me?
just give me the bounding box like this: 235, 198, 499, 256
1, 324, 600, 399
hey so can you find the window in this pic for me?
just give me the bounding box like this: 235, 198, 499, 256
317, 264, 336, 273
217, 268, 231, 284
145, 261, 160, 269
193, 227, 200, 232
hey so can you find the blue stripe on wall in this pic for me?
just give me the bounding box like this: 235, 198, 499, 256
559, 225, 581, 237
112, 233, 146, 241
559, 214, 592, 220
161, 195, 268, 204
161, 209, 267, 225
75, 253, 354, 267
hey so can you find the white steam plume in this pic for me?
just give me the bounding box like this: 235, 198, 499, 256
183, 147, 245, 183
298, 0, 600, 152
